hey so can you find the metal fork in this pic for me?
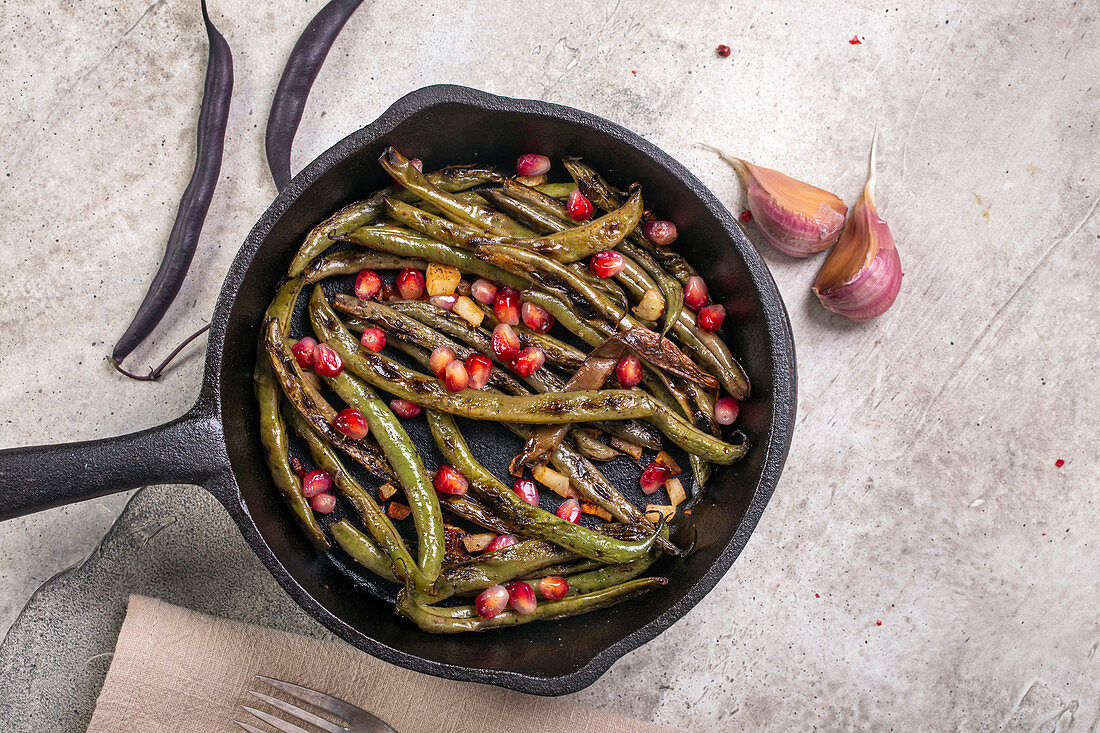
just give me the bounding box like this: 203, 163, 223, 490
237, 674, 397, 733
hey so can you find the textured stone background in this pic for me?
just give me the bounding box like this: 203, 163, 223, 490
1, 0, 1097, 729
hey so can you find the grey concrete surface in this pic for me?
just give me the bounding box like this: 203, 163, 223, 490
1, 0, 1097, 729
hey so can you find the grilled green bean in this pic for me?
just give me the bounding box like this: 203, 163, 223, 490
330, 520, 399, 584
302, 250, 428, 284
254, 277, 328, 549
397, 577, 667, 632
321, 368, 444, 583
422, 539, 576, 603
534, 182, 577, 198
616, 236, 683, 336
479, 189, 564, 234
384, 197, 484, 249
471, 298, 588, 371
438, 493, 517, 535
520, 558, 604, 579
562, 550, 659, 595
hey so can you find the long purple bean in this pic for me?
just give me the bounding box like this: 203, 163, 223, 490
111, 0, 232, 376
265, 0, 364, 190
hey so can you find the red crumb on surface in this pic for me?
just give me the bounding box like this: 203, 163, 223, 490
876, 620, 882, 626
740, 209, 752, 222
717, 44, 731, 57
1055, 459, 1065, 467
631, 70, 637, 75
815, 593, 820, 598
849, 35, 863, 45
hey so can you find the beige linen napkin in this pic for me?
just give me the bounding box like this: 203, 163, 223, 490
87, 595, 678, 733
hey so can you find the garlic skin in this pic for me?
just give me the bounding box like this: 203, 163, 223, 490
701, 144, 848, 257
812, 134, 901, 321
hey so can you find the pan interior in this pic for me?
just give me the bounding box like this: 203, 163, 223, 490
216, 90, 787, 687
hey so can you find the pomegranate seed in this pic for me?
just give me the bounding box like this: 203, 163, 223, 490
616, 354, 642, 388
697, 304, 726, 332
354, 269, 382, 300
397, 268, 425, 300
555, 498, 581, 523
312, 343, 344, 378
291, 337, 317, 369
515, 153, 551, 177
716, 44, 731, 57
470, 278, 499, 305
640, 462, 671, 494
683, 276, 709, 310
444, 360, 469, 392
389, 398, 423, 418
589, 251, 625, 278
429, 294, 458, 311
485, 534, 517, 553
566, 188, 594, 221
506, 581, 538, 615
491, 323, 521, 361
643, 220, 678, 245
359, 327, 386, 352
309, 493, 336, 514
475, 585, 510, 619
715, 396, 740, 425
434, 464, 469, 495
429, 346, 456, 378
740, 209, 752, 222
521, 301, 554, 333
493, 288, 521, 326
538, 576, 569, 600
301, 469, 332, 497
511, 346, 545, 377
333, 408, 369, 440
511, 478, 539, 505
464, 353, 493, 389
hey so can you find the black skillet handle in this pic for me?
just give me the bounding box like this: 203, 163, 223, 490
0, 404, 226, 521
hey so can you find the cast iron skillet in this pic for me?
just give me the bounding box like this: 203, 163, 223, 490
0, 85, 795, 696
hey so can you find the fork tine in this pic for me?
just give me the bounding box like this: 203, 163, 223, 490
249, 689, 346, 733
241, 704, 312, 733
235, 722, 268, 733
255, 674, 359, 720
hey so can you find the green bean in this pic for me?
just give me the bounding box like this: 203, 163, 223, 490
471, 297, 588, 371
384, 197, 484, 249
426, 410, 664, 564
329, 520, 399, 583
519, 288, 614, 347
562, 550, 659, 595
678, 308, 751, 399
379, 147, 532, 237
473, 187, 643, 263
421, 539, 576, 603
313, 288, 744, 463
265, 318, 397, 481
336, 226, 527, 290
641, 370, 711, 490
254, 278, 328, 550
321, 369, 444, 583
396, 577, 667, 632
302, 250, 428, 284
479, 189, 564, 234
534, 182, 577, 198
616, 237, 684, 336
501, 179, 572, 221
438, 493, 516, 535
520, 558, 604, 579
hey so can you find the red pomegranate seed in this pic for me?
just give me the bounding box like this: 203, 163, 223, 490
444, 360, 469, 392
493, 288, 521, 326
714, 396, 740, 425
485, 534, 517, 553
397, 268, 425, 300
511, 478, 539, 506
389, 398, 423, 418
511, 346, 545, 377
567, 188, 594, 221
301, 469, 332, 498
640, 462, 671, 494
515, 154, 551, 177
589, 251, 625, 278
429, 346, 456, 378
309, 493, 336, 514
716, 44, 731, 57
521, 301, 554, 333
616, 354, 642, 388
506, 581, 538, 615
434, 464, 469, 495
354, 269, 382, 300
464, 353, 493, 390
555, 498, 581, 523
470, 278, 499, 305
697, 304, 726, 332
291, 337, 317, 369
491, 323, 521, 361
313, 343, 344, 378
359, 327, 386, 352
429, 294, 458, 311
643, 220, 678, 245
538, 576, 569, 600
333, 408, 369, 440
683, 276, 709, 310
740, 209, 753, 222
475, 585, 510, 619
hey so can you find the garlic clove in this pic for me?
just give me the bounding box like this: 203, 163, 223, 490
701, 144, 848, 257
812, 131, 901, 321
